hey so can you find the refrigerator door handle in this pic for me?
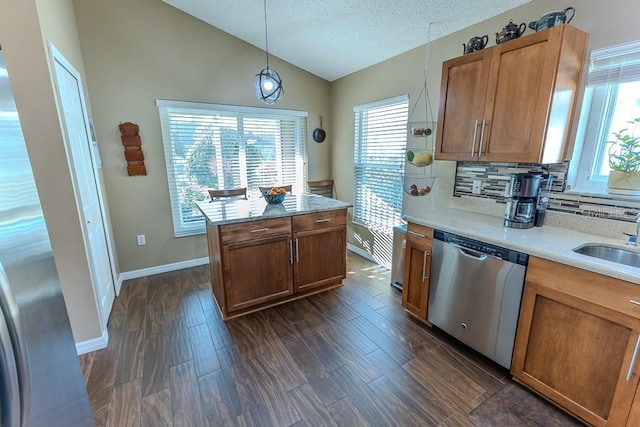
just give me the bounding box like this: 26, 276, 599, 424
0, 262, 30, 427
0, 303, 20, 427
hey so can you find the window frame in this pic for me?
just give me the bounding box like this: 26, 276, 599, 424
570, 40, 640, 194
352, 94, 409, 231
157, 99, 308, 237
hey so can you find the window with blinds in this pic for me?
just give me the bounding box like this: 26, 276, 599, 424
157, 100, 307, 237
353, 95, 408, 231
570, 40, 640, 193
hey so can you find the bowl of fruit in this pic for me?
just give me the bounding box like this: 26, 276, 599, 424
404, 176, 436, 197
262, 187, 287, 204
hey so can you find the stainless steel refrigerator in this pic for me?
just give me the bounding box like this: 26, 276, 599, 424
0, 50, 94, 426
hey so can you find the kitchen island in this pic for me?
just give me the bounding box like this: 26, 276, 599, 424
197, 194, 351, 320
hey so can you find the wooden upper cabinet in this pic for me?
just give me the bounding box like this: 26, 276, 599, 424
435, 24, 588, 163
435, 49, 492, 159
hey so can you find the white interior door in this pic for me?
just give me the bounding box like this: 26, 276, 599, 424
49, 44, 115, 329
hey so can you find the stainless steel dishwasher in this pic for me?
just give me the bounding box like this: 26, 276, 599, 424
428, 230, 528, 369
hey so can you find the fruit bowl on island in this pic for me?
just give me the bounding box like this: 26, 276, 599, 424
262, 187, 287, 204
404, 175, 436, 196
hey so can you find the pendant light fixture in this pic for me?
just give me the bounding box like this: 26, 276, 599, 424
254, 0, 283, 104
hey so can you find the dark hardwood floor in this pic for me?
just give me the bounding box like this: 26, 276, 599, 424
80, 252, 549, 426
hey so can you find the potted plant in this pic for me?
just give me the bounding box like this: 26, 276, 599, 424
607, 118, 640, 194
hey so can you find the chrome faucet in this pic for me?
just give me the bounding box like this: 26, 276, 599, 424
625, 213, 640, 246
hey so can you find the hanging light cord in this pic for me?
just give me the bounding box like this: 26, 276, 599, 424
263, 0, 270, 69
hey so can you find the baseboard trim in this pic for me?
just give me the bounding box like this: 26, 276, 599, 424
76, 328, 109, 355
118, 257, 209, 282
347, 243, 376, 263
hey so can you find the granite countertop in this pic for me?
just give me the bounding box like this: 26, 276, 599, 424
196, 194, 352, 226
404, 208, 640, 285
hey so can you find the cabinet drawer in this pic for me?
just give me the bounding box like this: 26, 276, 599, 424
220, 217, 291, 244
406, 223, 433, 241
527, 257, 640, 320
292, 209, 346, 232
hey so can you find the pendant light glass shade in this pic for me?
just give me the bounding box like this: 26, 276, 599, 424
255, 0, 283, 104
255, 67, 283, 105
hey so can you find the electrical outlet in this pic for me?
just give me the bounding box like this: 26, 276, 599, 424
472, 180, 482, 195
137, 234, 146, 246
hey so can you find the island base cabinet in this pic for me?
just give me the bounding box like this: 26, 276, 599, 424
205, 209, 348, 320
401, 223, 433, 320
222, 234, 293, 313
512, 257, 640, 426
294, 225, 346, 292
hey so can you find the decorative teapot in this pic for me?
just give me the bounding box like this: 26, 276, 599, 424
463, 35, 489, 55
496, 19, 526, 44
529, 7, 575, 32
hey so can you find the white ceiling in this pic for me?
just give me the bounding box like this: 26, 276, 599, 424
161, 0, 529, 82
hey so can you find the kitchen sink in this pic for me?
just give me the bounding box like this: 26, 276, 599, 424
572, 243, 640, 268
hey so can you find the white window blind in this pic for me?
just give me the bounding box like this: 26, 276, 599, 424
353, 95, 408, 231
588, 40, 640, 86
157, 100, 307, 237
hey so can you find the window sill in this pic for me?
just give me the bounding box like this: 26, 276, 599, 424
564, 188, 640, 200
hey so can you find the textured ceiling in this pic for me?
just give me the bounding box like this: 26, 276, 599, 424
161, 0, 530, 82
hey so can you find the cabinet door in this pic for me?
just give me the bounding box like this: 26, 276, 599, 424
401, 229, 432, 320
481, 30, 563, 162
435, 49, 492, 161
435, 25, 587, 163
222, 234, 293, 312
629, 386, 640, 427
512, 270, 640, 426
294, 225, 346, 292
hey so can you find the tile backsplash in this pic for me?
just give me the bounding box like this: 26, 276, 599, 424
454, 161, 567, 198
454, 161, 640, 223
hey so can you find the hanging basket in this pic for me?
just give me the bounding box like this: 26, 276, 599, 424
404, 175, 437, 197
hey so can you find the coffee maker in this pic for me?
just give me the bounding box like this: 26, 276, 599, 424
504, 173, 543, 229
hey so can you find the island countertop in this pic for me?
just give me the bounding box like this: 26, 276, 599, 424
196, 194, 352, 226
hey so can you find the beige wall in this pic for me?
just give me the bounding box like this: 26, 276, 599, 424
73, 0, 332, 273
0, 0, 102, 342
331, 0, 640, 256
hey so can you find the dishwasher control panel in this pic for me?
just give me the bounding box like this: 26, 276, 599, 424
433, 230, 528, 266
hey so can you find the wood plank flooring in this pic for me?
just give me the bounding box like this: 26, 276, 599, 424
81, 252, 531, 426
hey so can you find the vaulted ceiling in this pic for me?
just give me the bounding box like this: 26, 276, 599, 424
161, 0, 530, 82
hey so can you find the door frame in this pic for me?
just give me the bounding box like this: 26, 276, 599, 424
48, 43, 117, 331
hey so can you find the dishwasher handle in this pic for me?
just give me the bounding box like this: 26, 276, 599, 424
453, 244, 488, 261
